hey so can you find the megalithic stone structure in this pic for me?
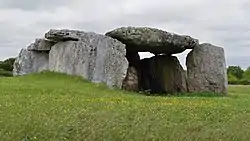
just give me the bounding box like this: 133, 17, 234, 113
13, 27, 228, 95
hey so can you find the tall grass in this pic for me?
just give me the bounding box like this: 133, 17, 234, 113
1, 72, 250, 140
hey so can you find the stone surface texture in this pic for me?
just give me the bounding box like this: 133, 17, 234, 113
13, 49, 49, 76
48, 30, 129, 88
27, 38, 56, 51
45, 29, 82, 41
105, 27, 199, 54
121, 52, 141, 91
186, 43, 228, 94
140, 55, 187, 94
122, 66, 139, 91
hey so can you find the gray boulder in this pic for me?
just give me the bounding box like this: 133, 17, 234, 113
186, 43, 228, 94
49, 30, 129, 88
122, 66, 139, 91
27, 38, 56, 51
105, 27, 199, 55
121, 52, 141, 91
13, 49, 49, 76
45, 29, 81, 41
140, 55, 187, 94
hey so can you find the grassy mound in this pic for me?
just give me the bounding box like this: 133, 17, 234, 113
1, 72, 250, 140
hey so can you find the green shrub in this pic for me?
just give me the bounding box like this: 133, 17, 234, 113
227, 66, 244, 79
238, 79, 249, 85
0, 58, 16, 72
228, 73, 239, 84
0, 69, 13, 77
227, 66, 250, 85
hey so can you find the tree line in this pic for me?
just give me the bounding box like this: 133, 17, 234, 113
227, 66, 250, 85
0, 58, 16, 77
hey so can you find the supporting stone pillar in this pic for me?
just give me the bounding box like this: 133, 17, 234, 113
186, 43, 228, 94
122, 52, 140, 91
140, 55, 187, 94
13, 49, 49, 76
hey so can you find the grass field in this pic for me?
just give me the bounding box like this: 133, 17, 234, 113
1, 72, 250, 141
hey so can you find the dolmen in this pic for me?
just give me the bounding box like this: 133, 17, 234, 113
13, 27, 228, 95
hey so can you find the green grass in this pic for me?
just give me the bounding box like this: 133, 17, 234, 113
1, 72, 250, 141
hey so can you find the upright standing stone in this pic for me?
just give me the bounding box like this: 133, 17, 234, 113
122, 52, 140, 91
122, 66, 139, 91
13, 49, 49, 76
140, 55, 187, 94
186, 43, 228, 94
48, 30, 129, 88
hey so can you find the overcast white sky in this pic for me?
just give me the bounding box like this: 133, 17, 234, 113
0, 0, 249, 68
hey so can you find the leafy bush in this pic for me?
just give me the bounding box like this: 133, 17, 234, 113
238, 79, 249, 85
0, 69, 13, 77
0, 58, 16, 72
227, 66, 250, 85
0, 57, 15, 77
227, 66, 244, 80
228, 73, 239, 84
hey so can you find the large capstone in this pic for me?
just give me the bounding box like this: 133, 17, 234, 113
27, 38, 56, 51
48, 30, 129, 88
13, 49, 49, 76
186, 43, 228, 94
139, 55, 187, 94
105, 27, 199, 55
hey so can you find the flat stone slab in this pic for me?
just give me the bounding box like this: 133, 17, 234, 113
105, 27, 199, 54
48, 30, 129, 88
27, 38, 56, 51
45, 29, 81, 41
